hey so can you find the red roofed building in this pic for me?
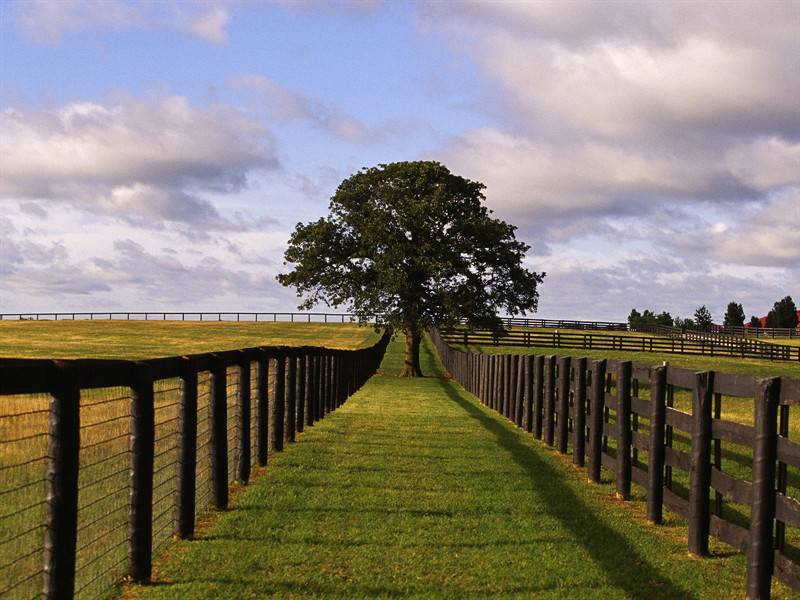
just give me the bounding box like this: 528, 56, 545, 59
745, 309, 800, 329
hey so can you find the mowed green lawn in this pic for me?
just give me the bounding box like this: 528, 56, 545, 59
0, 321, 379, 359
123, 335, 794, 599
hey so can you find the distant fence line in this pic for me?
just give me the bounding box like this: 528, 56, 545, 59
713, 325, 800, 339
0, 313, 627, 329
441, 326, 800, 363
430, 328, 800, 599
0, 311, 381, 323
0, 332, 390, 599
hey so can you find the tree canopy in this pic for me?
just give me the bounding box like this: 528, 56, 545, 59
278, 161, 545, 376
693, 305, 713, 329
766, 296, 798, 329
723, 302, 745, 327
628, 308, 673, 328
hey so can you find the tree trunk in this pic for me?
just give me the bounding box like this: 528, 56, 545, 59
401, 326, 423, 377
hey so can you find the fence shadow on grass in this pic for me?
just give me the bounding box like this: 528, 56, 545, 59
435, 377, 695, 600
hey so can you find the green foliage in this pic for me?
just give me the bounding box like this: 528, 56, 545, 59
627, 308, 673, 328
766, 296, 799, 329
723, 302, 745, 327
693, 305, 713, 329
278, 161, 544, 374
749, 315, 762, 328
674, 316, 694, 330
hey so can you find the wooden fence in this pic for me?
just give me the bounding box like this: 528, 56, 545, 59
430, 328, 800, 599
441, 326, 800, 363
0, 332, 390, 600
0, 311, 380, 323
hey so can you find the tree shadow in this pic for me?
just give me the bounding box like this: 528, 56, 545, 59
434, 377, 697, 600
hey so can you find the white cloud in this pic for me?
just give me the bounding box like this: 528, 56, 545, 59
426, 1, 799, 231
12, 0, 233, 45
233, 74, 375, 143
685, 189, 800, 268
187, 6, 229, 44
725, 137, 800, 191
0, 96, 278, 229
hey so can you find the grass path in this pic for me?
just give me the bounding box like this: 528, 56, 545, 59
124, 335, 783, 599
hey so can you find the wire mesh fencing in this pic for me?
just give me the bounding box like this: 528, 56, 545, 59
0, 393, 49, 600
0, 332, 390, 600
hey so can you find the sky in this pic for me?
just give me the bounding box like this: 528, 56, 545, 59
0, 0, 798, 322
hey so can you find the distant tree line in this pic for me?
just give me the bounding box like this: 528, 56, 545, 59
628, 295, 797, 331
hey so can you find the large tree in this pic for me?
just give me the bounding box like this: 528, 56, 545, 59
277, 161, 544, 376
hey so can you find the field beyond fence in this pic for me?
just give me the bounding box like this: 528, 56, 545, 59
0, 331, 390, 599
442, 326, 800, 363
431, 328, 800, 599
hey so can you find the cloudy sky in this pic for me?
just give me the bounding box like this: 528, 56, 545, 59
1, 0, 798, 321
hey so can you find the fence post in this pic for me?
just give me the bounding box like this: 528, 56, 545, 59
236, 353, 251, 484
129, 362, 155, 581
524, 356, 534, 433
326, 353, 334, 413
256, 350, 269, 466
491, 355, 499, 411
746, 377, 780, 599
616, 361, 632, 499
572, 358, 587, 466
177, 357, 197, 538
495, 354, 506, 415
312, 352, 321, 424
647, 365, 667, 524
533, 355, 544, 439
515, 355, 524, 427
589, 359, 607, 483
503, 355, 512, 419
688, 371, 714, 556
286, 351, 297, 442
298, 352, 307, 432
318, 353, 326, 419
544, 356, 556, 446
210, 356, 228, 510
273, 352, 286, 451
43, 362, 80, 600
557, 356, 572, 454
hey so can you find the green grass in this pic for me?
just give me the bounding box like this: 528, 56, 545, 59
0, 321, 379, 359
454, 339, 800, 570
122, 335, 795, 599
455, 341, 800, 379
770, 338, 800, 348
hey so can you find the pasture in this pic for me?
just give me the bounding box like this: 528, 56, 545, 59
123, 335, 796, 599
0, 321, 380, 359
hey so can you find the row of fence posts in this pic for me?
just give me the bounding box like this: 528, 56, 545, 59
44, 339, 388, 600
432, 330, 781, 600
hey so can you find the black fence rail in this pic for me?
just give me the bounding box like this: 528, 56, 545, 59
430, 328, 800, 599
442, 326, 800, 363
494, 317, 628, 331
712, 325, 800, 339
0, 312, 381, 324
634, 322, 800, 340
0, 332, 390, 600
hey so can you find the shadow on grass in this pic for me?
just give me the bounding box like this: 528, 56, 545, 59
435, 377, 696, 600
